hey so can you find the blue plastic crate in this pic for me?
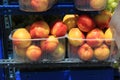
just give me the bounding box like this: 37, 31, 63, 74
16, 70, 67, 80
0, 69, 5, 80
0, 39, 3, 59
70, 68, 114, 80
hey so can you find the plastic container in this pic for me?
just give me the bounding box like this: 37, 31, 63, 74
67, 37, 117, 62
18, 0, 57, 12
9, 29, 66, 63
74, 0, 107, 11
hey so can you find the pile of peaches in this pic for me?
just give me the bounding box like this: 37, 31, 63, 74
11, 20, 67, 62
65, 11, 117, 62
10, 11, 117, 62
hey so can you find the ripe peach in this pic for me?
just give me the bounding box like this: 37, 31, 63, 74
68, 28, 85, 47
90, 0, 106, 10
77, 14, 95, 32
51, 21, 67, 37
78, 43, 94, 61
94, 44, 110, 61
40, 35, 59, 52
86, 28, 105, 48
31, 0, 49, 12
63, 14, 79, 31
94, 13, 111, 29
30, 21, 50, 38
51, 43, 65, 61
105, 28, 113, 45
26, 45, 42, 61
12, 28, 31, 48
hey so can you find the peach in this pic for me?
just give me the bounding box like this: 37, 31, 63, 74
94, 13, 111, 29
12, 28, 31, 48
94, 44, 110, 61
51, 21, 67, 37
78, 43, 94, 61
31, 0, 49, 12
68, 28, 85, 47
26, 45, 42, 61
40, 35, 59, 52
30, 21, 50, 38
86, 28, 105, 48
90, 0, 106, 10
51, 43, 65, 60
105, 27, 113, 45
63, 14, 79, 31
77, 14, 95, 32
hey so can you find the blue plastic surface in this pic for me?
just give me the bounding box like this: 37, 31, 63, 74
0, 39, 3, 59
19, 70, 67, 80
16, 69, 115, 80
70, 69, 114, 80
0, 69, 5, 80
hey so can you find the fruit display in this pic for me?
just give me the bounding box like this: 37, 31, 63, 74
10, 10, 118, 63
10, 20, 66, 62
67, 13, 117, 62
74, 0, 107, 11
19, 0, 57, 12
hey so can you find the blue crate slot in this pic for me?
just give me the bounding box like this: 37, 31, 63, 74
18, 70, 66, 80
70, 69, 114, 80
0, 69, 5, 80
0, 39, 3, 59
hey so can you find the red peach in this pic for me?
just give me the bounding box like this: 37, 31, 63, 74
40, 35, 59, 52
78, 43, 94, 61
31, 0, 49, 12
86, 28, 105, 48
51, 21, 67, 37
77, 14, 95, 32
30, 21, 50, 38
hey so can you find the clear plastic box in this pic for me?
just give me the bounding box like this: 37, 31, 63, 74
19, 0, 57, 12
74, 0, 107, 11
67, 37, 117, 62
9, 30, 66, 63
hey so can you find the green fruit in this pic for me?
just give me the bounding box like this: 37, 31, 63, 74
111, 2, 118, 9
108, 0, 115, 4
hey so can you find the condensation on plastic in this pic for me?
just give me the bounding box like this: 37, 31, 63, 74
74, 0, 107, 11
